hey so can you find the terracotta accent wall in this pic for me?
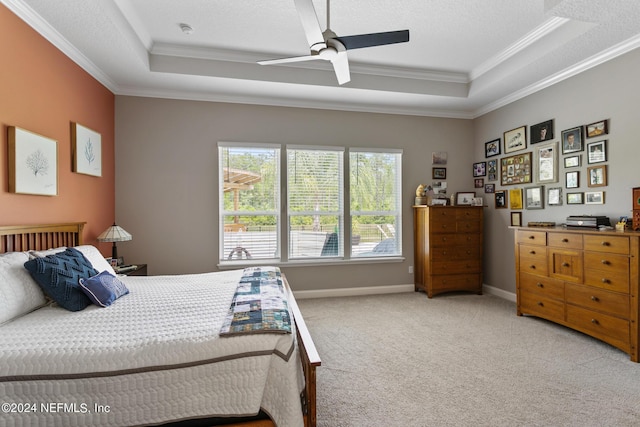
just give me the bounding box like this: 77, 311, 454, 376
0, 4, 115, 249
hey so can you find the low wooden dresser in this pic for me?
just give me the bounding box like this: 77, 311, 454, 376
514, 226, 640, 362
413, 205, 484, 298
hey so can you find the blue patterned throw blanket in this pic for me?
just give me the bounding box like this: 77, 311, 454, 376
220, 267, 292, 336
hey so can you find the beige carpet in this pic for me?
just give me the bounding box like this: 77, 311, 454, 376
298, 292, 640, 427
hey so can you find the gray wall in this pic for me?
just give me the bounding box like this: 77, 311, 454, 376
115, 98, 474, 291
475, 48, 640, 296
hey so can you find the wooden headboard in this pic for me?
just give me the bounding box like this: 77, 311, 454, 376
0, 223, 85, 253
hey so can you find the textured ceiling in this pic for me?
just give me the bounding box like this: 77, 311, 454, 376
4, 0, 640, 118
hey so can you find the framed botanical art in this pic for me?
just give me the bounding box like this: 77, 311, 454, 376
525, 186, 544, 209
566, 171, 579, 189
510, 211, 523, 227
500, 152, 532, 186
509, 188, 523, 210
530, 119, 554, 144
547, 187, 563, 206
485, 139, 501, 158
473, 162, 486, 177
503, 125, 527, 153
567, 192, 584, 204
8, 126, 58, 196
534, 141, 558, 184
586, 140, 606, 164
586, 119, 608, 138
585, 191, 604, 204
495, 190, 507, 208
564, 155, 581, 168
561, 126, 583, 154
72, 122, 102, 177
587, 165, 607, 187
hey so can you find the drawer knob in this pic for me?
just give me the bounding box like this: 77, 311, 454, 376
562, 262, 570, 267
530, 265, 536, 269
528, 236, 535, 240
601, 241, 610, 246
529, 250, 536, 254
536, 283, 544, 288
537, 302, 544, 307
601, 278, 611, 284
591, 296, 599, 302
601, 260, 610, 265
591, 319, 599, 325
562, 238, 569, 243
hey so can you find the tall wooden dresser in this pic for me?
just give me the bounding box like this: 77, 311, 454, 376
413, 206, 484, 298
514, 226, 640, 362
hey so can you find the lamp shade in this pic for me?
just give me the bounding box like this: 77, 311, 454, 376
97, 224, 132, 243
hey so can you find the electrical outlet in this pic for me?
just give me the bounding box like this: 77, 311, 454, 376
408, 266, 413, 274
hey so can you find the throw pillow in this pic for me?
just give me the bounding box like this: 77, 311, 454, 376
0, 252, 47, 324
79, 271, 129, 307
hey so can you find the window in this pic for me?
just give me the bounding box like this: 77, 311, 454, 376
350, 149, 402, 257
219, 143, 401, 264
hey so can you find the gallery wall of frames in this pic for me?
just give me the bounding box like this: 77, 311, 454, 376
473, 118, 609, 225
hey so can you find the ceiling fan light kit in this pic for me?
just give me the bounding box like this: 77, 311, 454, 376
258, 0, 409, 85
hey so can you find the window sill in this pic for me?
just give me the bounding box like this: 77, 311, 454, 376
217, 256, 405, 270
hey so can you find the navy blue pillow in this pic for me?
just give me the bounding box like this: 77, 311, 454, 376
24, 247, 97, 312
79, 271, 129, 307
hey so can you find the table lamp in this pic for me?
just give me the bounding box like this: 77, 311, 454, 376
97, 223, 132, 260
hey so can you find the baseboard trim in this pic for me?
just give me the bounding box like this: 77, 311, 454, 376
294, 284, 415, 299
483, 284, 516, 302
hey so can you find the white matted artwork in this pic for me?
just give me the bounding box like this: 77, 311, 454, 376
72, 122, 102, 177
8, 126, 58, 196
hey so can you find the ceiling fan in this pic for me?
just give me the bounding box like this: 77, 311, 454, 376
258, 0, 410, 85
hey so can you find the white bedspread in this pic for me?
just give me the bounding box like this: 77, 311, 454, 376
0, 270, 304, 427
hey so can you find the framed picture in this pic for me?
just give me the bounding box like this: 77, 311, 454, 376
500, 152, 532, 186
495, 190, 507, 208
585, 191, 605, 204
432, 167, 446, 179
586, 140, 607, 164
485, 139, 501, 158
525, 186, 544, 209
586, 119, 608, 138
456, 192, 475, 206
487, 159, 497, 181
71, 122, 102, 177
566, 171, 579, 189
564, 155, 581, 168
510, 212, 523, 227
485, 184, 495, 193
432, 151, 448, 165
534, 141, 558, 184
474, 178, 484, 188
8, 126, 58, 196
530, 119, 554, 144
547, 187, 563, 206
567, 192, 584, 205
509, 188, 523, 210
587, 165, 607, 187
504, 125, 527, 153
432, 181, 447, 194
561, 126, 583, 154
473, 162, 486, 177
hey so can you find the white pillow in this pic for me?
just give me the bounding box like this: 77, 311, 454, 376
30, 245, 116, 275
0, 252, 47, 324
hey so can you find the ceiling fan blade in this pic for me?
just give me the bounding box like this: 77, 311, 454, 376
331, 51, 350, 85
334, 29, 409, 50
258, 54, 321, 65
293, 0, 327, 52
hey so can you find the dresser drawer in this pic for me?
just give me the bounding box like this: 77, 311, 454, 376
519, 272, 564, 300
565, 283, 629, 318
432, 259, 481, 274
520, 291, 564, 323
584, 268, 629, 294
457, 220, 481, 233
549, 249, 583, 283
430, 233, 458, 247
431, 273, 481, 292
429, 218, 457, 233
516, 230, 547, 246
455, 233, 481, 247
584, 252, 630, 273
431, 246, 481, 261
519, 245, 548, 276
456, 208, 482, 221
584, 235, 630, 254
566, 305, 629, 344
548, 232, 583, 250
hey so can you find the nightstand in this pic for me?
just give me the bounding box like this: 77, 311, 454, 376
116, 264, 147, 276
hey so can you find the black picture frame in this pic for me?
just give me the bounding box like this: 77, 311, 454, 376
530, 119, 554, 144
473, 162, 486, 177
586, 119, 608, 138
495, 190, 507, 209
432, 167, 446, 179
586, 140, 607, 164
561, 126, 583, 154
485, 138, 501, 158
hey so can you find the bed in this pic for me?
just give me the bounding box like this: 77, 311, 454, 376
0, 222, 320, 427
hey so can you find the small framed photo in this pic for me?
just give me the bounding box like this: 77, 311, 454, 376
432, 151, 448, 165
564, 155, 581, 168
487, 159, 497, 181
567, 192, 584, 205
534, 141, 558, 184
586, 119, 608, 138
548, 187, 563, 206
509, 188, 523, 210
566, 171, 579, 189
456, 192, 476, 206
586, 140, 607, 164
587, 165, 607, 187
530, 119, 554, 144
432, 167, 446, 179
474, 178, 484, 188
510, 211, 523, 227
473, 162, 486, 177
485, 139, 501, 158
525, 186, 544, 209
561, 126, 583, 154
585, 191, 604, 204
504, 125, 527, 153
485, 184, 495, 193
495, 190, 507, 209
